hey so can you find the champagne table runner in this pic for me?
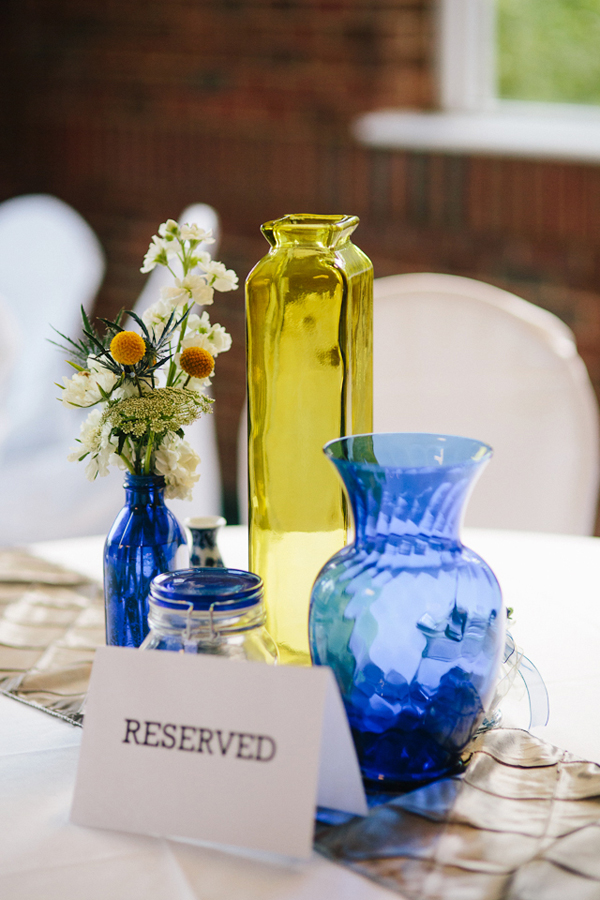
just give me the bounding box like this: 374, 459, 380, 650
3, 548, 600, 898
316, 728, 600, 899
0, 548, 104, 724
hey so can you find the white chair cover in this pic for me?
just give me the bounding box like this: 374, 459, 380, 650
0, 195, 120, 544
0, 293, 20, 449
373, 273, 600, 534
0, 194, 105, 458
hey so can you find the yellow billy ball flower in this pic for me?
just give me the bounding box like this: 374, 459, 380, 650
180, 346, 215, 379
110, 331, 146, 366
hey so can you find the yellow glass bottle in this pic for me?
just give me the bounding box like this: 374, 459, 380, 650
245, 214, 373, 665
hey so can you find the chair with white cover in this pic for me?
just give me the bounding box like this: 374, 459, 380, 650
132, 203, 223, 521
0, 293, 20, 449
0, 194, 120, 543
373, 272, 600, 534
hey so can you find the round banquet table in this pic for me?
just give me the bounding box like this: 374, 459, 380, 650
1, 526, 600, 900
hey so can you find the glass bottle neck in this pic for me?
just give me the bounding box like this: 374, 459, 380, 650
123, 474, 166, 506
341, 465, 481, 546
261, 214, 359, 251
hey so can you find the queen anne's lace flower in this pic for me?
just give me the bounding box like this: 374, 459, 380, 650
102, 387, 211, 438
154, 433, 201, 500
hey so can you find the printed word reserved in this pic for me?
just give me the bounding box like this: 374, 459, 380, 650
122, 718, 277, 761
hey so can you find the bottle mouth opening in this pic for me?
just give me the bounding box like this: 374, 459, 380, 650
324, 432, 493, 471
271, 214, 358, 229
150, 567, 263, 612
261, 213, 360, 248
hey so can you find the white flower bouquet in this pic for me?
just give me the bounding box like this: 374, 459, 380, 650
55, 219, 236, 500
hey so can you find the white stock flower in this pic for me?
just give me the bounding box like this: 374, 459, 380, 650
158, 219, 180, 239
154, 433, 201, 501
184, 311, 211, 333
202, 260, 238, 292
160, 274, 214, 308
187, 250, 211, 270
208, 322, 232, 354
67, 409, 121, 480
180, 326, 231, 359
141, 298, 176, 332
182, 312, 232, 356
61, 363, 118, 408
141, 235, 169, 273
160, 285, 189, 308
180, 223, 214, 244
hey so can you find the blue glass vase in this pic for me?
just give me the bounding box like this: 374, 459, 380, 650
309, 433, 505, 788
104, 474, 189, 648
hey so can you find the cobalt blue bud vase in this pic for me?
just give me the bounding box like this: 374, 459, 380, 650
104, 474, 189, 648
309, 433, 505, 789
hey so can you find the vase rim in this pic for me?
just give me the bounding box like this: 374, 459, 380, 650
261, 213, 360, 249
324, 432, 493, 471
263, 213, 359, 230
123, 473, 166, 486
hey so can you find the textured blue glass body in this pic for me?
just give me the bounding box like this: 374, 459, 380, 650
104, 474, 188, 648
309, 433, 505, 788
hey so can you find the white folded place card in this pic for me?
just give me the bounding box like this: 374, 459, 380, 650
71, 646, 367, 859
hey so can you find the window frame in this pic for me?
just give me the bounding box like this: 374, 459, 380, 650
438, 0, 496, 113
353, 0, 600, 163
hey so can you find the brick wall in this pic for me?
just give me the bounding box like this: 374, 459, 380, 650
2, 0, 600, 527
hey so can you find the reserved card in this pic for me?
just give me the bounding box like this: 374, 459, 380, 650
71, 647, 367, 859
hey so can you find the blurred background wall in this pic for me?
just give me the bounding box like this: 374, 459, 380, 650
1, 0, 599, 524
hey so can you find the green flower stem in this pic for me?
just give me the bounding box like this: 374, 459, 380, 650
166, 302, 190, 387
117, 449, 136, 475
143, 431, 155, 475
134, 371, 144, 398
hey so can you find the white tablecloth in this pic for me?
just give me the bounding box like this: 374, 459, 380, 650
2, 526, 600, 899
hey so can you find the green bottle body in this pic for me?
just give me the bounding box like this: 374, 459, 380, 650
245, 214, 373, 664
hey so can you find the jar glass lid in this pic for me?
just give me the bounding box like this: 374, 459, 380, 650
150, 568, 263, 612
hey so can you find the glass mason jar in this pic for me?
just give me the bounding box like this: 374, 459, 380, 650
140, 568, 278, 663
245, 214, 373, 665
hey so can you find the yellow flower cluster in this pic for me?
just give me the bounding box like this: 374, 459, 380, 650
179, 346, 215, 379
110, 331, 146, 366
102, 387, 212, 438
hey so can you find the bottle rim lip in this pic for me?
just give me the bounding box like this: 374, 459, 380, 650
150, 567, 264, 611
124, 473, 166, 487
262, 213, 359, 232
324, 432, 493, 471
